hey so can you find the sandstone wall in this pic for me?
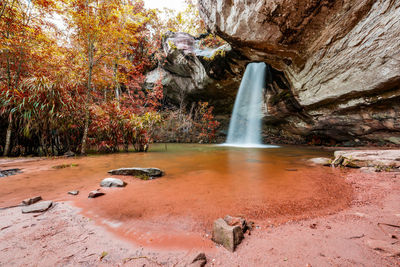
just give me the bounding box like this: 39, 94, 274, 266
199, 0, 400, 144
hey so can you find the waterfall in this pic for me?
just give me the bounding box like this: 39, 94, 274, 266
224, 62, 271, 147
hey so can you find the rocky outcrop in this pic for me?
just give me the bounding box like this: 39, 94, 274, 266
332, 150, 400, 170
199, 0, 400, 144
145, 32, 246, 115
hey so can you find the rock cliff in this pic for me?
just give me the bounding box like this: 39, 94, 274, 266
145, 32, 246, 115
199, 0, 400, 144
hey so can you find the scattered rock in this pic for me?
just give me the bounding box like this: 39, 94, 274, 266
100, 178, 126, 187
310, 223, 317, 229
308, 157, 331, 166
22, 201, 53, 213
22, 196, 42, 205
68, 190, 79, 196
190, 253, 207, 267
107, 168, 164, 179
88, 190, 105, 198
212, 218, 244, 252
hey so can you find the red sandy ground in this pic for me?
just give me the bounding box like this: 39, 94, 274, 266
0, 158, 399, 266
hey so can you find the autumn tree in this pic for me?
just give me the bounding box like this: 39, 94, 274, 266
0, 0, 58, 156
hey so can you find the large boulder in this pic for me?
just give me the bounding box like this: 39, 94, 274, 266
107, 167, 164, 179
199, 0, 400, 144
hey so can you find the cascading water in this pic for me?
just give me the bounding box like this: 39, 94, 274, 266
224, 62, 273, 148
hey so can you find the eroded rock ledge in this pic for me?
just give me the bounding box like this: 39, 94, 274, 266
199, 0, 400, 144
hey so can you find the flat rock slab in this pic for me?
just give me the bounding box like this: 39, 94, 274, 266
107, 168, 164, 179
100, 178, 126, 187
22, 196, 42, 205
22, 201, 53, 213
88, 190, 105, 198
333, 150, 400, 169
68, 190, 79, 195
212, 218, 244, 252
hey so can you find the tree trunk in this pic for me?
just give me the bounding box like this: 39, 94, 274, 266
81, 26, 94, 155
3, 115, 12, 156
113, 61, 121, 101
80, 106, 90, 155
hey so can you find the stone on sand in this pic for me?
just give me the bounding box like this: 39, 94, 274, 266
22, 201, 53, 213
212, 218, 244, 252
22, 196, 42, 205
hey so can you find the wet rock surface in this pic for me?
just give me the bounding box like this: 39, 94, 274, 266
108, 168, 164, 179
0, 168, 22, 177
100, 178, 126, 188
21, 201, 53, 213
22, 196, 42, 206
199, 0, 400, 144
212, 218, 244, 252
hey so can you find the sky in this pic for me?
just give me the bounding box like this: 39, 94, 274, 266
143, 0, 187, 12
50, 0, 188, 32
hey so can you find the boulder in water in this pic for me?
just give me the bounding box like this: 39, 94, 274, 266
0, 168, 22, 177
107, 168, 164, 179
100, 178, 126, 187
